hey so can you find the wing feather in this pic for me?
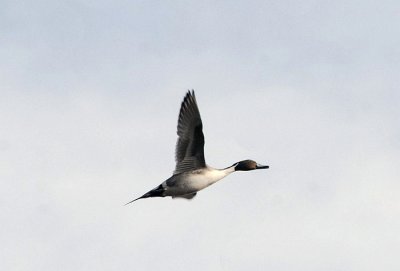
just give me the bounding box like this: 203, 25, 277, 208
174, 90, 205, 174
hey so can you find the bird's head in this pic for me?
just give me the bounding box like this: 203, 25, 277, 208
233, 159, 269, 171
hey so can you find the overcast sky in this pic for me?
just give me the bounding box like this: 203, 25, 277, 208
1, 1, 400, 270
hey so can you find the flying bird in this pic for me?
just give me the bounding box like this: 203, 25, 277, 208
126, 90, 268, 204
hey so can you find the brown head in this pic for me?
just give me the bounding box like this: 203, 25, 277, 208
233, 159, 269, 171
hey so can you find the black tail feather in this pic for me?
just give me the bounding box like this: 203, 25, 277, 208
125, 184, 164, 205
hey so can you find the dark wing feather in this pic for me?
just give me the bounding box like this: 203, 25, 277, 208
174, 90, 206, 174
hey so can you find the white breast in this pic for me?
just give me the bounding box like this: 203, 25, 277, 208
187, 169, 223, 189
164, 166, 235, 196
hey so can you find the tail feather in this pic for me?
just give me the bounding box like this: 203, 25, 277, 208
125, 184, 165, 205
124, 194, 148, 205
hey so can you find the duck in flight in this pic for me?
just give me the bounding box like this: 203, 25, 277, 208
126, 90, 268, 204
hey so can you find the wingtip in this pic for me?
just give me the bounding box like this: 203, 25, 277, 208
186, 89, 195, 97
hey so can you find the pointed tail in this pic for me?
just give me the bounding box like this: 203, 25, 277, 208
124, 195, 148, 205
124, 184, 165, 206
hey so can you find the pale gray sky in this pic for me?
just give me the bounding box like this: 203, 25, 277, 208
1, 1, 400, 270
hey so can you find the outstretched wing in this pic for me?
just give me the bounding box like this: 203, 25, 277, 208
174, 90, 206, 174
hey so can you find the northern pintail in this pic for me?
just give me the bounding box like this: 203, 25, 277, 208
126, 90, 268, 204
